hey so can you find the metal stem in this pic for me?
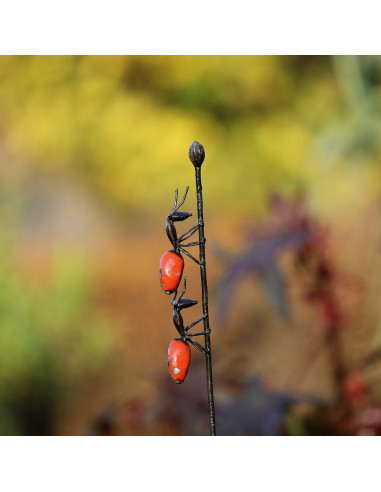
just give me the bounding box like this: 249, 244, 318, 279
189, 141, 216, 436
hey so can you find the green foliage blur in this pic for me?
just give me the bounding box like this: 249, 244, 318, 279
0, 195, 114, 435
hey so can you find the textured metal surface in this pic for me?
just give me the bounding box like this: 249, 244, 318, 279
189, 141, 216, 436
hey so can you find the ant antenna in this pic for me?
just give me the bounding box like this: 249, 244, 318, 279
173, 189, 178, 210
172, 289, 178, 303
171, 186, 189, 216
178, 276, 187, 302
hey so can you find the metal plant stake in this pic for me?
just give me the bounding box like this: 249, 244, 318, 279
159, 141, 216, 436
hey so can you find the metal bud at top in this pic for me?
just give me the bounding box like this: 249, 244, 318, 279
189, 141, 205, 167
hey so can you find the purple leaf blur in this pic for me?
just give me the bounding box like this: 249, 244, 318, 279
214, 224, 313, 326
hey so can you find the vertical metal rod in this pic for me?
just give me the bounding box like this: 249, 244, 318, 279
189, 141, 216, 436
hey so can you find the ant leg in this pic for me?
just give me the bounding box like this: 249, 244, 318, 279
179, 226, 205, 247
187, 337, 208, 356
187, 331, 207, 337
180, 239, 204, 247
179, 224, 199, 242
185, 315, 206, 332
179, 247, 200, 265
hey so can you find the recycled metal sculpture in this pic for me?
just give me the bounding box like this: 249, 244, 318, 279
159, 141, 216, 436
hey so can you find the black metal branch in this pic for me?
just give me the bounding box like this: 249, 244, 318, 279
189, 141, 216, 436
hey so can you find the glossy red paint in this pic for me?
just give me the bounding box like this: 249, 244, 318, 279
167, 339, 191, 384
160, 250, 184, 294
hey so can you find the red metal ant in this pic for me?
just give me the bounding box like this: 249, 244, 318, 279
168, 277, 208, 383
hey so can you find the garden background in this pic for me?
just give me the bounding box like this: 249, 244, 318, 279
1, 55, 381, 435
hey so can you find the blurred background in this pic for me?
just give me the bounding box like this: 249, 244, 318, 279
1, 55, 381, 435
